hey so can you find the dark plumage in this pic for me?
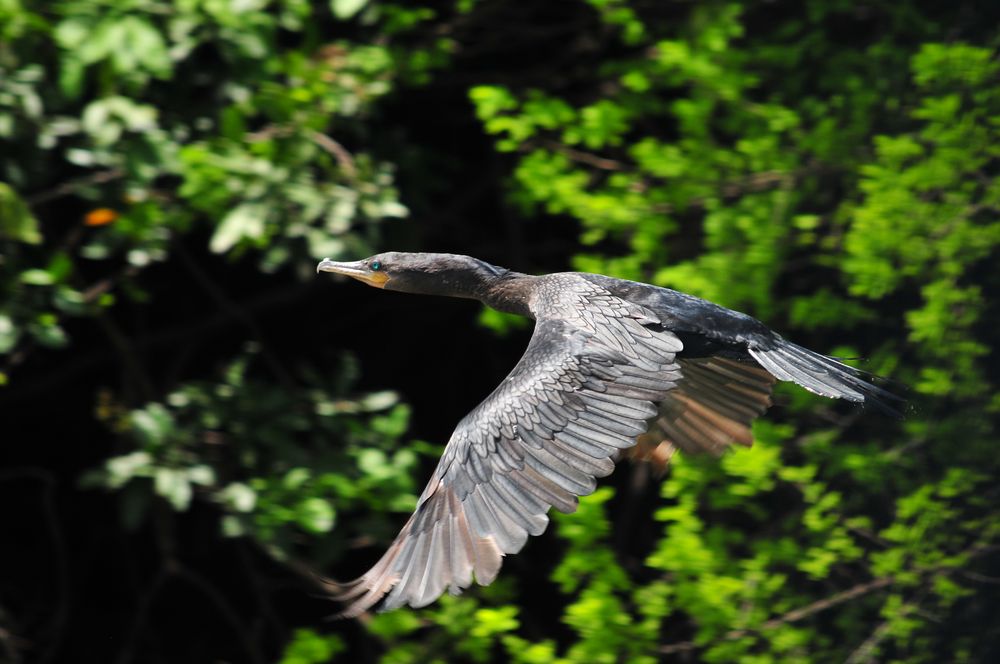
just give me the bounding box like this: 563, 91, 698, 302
316, 252, 900, 617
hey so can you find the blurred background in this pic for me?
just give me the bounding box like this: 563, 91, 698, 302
1, 1, 998, 662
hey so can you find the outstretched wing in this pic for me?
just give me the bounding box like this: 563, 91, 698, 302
326, 277, 683, 616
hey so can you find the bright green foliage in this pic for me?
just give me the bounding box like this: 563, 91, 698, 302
464, 3, 999, 663
367, 590, 525, 664
80, 348, 430, 560
1, 0, 432, 365
280, 628, 346, 664
844, 43, 1000, 398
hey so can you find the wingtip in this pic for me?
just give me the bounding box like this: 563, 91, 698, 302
751, 341, 906, 418
858, 380, 909, 419
312, 573, 387, 620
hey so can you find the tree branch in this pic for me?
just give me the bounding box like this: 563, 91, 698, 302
532, 139, 626, 171
27, 169, 125, 206
658, 543, 997, 656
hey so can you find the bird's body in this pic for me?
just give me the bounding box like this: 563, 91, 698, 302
317, 252, 898, 617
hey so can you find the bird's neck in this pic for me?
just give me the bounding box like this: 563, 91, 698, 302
392, 255, 535, 316
477, 271, 535, 317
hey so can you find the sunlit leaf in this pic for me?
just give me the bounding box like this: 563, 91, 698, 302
210, 202, 268, 253
0, 182, 41, 244
331, 0, 368, 20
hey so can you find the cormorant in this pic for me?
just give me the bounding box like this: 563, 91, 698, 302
316, 252, 898, 617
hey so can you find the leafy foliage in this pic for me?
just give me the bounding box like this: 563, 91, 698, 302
81, 348, 426, 557
462, 4, 1000, 661
1, 0, 997, 663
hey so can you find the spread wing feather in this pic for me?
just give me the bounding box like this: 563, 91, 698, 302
324, 276, 682, 617
632, 357, 775, 469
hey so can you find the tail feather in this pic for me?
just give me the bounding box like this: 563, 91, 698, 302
749, 339, 904, 417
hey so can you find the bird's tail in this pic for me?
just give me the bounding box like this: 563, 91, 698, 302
748, 339, 904, 416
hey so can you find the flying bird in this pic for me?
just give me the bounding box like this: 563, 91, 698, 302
316, 252, 898, 617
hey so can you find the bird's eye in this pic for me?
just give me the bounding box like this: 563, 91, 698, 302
371, 260, 382, 271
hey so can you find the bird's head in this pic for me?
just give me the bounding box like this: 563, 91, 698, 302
317, 252, 507, 299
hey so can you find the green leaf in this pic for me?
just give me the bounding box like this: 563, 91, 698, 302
19, 269, 54, 285
471, 606, 520, 639
186, 465, 216, 486
279, 629, 345, 664
0, 182, 42, 244
130, 404, 175, 447
295, 498, 335, 533
0, 314, 19, 354
221, 482, 257, 512
119, 16, 171, 78
30, 316, 68, 347
155, 467, 193, 511
470, 85, 519, 120
104, 452, 154, 489
331, 0, 368, 20
210, 202, 268, 253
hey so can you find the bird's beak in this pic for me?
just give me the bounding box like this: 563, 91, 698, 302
316, 258, 389, 288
